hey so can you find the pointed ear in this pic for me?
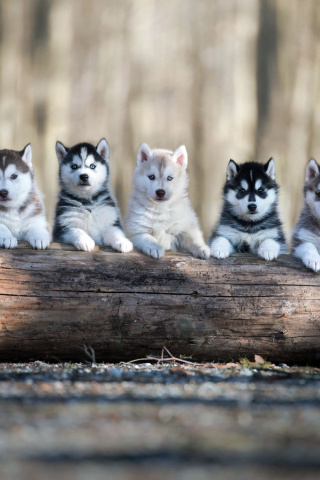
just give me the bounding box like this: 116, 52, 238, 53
96, 138, 109, 162
56, 141, 68, 165
172, 145, 188, 168
20, 143, 32, 167
305, 158, 320, 182
264, 157, 276, 179
226, 159, 239, 181
137, 143, 152, 165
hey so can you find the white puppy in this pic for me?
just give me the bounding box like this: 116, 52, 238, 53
126, 143, 209, 260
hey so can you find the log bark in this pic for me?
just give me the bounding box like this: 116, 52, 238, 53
0, 243, 319, 365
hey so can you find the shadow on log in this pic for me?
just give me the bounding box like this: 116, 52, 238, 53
0, 243, 319, 365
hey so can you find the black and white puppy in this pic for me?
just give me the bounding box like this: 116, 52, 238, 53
53, 139, 133, 253
209, 158, 287, 260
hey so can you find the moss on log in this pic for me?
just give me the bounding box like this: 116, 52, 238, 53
0, 243, 319, 364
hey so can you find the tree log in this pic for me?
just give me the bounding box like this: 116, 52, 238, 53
0, 243, 319, 365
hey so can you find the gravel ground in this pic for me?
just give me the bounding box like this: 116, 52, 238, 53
0, 360, 319, 480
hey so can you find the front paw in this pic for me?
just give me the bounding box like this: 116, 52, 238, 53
145, 245, 164, 259
113, 237, 133, 253
258, 239, 280, 261
303, 255, 320, 272
29, 235, 50, 250
0, 236, 18, 249
210, 237, 231, 259
193, 244, 210, 260
74, 234, 95, 252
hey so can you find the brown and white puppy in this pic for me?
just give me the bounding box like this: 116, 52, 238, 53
292, 158, 320, 271
0, 144, 50, 249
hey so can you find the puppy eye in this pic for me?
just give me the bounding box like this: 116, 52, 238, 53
316, 191, 320, 198
239, 188, 246, 193
258, 187, 264, 193
71, 164, 78, 170
10, 174, 18, 180
167, 176, 173, 181
148, 175, 155, 180
90, 164, 96, 169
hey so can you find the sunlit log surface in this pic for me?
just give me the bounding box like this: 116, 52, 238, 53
0, 243, 319, 365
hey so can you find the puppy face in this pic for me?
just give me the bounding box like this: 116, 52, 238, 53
0, 145, 33, 208
224, 158, 278, 220
133, 143, 188, 204
303, 158, 320, 218
56, 139, 109, 197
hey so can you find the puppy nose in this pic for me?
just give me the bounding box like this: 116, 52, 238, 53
248, 203, 257, 212
80, 174, 89, 182
156, 189, 165, 199
0, 190, 8, 198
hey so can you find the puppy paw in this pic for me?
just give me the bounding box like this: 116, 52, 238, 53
29, 235, 50, 250
210, 237, 231, 259
258, 239, 280, 261
145, 245, 164, 259
0, 236, 18, 249
113, 237, 133, 253
303, 255, 320, 272
74, 234, 95, 252
193, 244, 210, 260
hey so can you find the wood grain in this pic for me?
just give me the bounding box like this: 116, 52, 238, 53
0, 243, 319, 364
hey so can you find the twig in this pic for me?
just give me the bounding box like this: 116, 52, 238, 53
83, 344, 96, 364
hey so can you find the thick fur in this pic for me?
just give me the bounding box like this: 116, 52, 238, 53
209, 158, 287, 260
0, 144, 50, 249
292, 158, 320, 272
125, 143, 210, 259
53, 139, 132, 253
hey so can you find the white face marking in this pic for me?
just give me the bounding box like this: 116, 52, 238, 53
255, 179, 262, 190
0, 164, 32, 207
226, 188, 276, 219
240, 180, 248, 190
80, 147, 87, 162
305, 190, 320, 218
84, 154, 96, 168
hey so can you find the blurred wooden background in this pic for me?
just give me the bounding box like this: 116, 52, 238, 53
0, 0, 319, 238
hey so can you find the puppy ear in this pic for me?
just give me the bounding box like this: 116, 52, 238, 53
137, 143, 152, 164
56, 141, 68, 165
226, 159, 239, 181
20, 143, 32, 167
264, 157, 276, 179
96, 138, 109, 162
172, 145, 188, 168
305, 158, 320, 182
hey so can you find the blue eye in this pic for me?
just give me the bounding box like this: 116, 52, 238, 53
148, 175, 155, 180
90, 164, 96, 169
167, 176, 173, 181
10, 174, 18, 180
71, 164, 78, 170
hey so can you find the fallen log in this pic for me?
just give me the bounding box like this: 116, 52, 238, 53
0, 243, 319, 365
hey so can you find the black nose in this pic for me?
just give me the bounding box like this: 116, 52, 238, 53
248, 203, 257, 212
0, 190, 8, 198
156, 189, 165, 199
80, 174, 89, 182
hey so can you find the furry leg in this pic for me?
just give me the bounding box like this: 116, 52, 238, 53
180, 230, 210, 259
104, 227, 133, 253
294, 242, 320, 272
210, 236, 233, 259
61, 228, 95, 252
258, 238, 280, 261
25, 226, 50, 250
0, 223, 17, 249
130, 233, 164, 259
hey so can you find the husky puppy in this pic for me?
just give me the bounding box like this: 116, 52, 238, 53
53, 139, 133, 253
209, 158, 286, 260
0, 144, 50, 249
125, 143, 210, 260
292, 158, 320, 272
